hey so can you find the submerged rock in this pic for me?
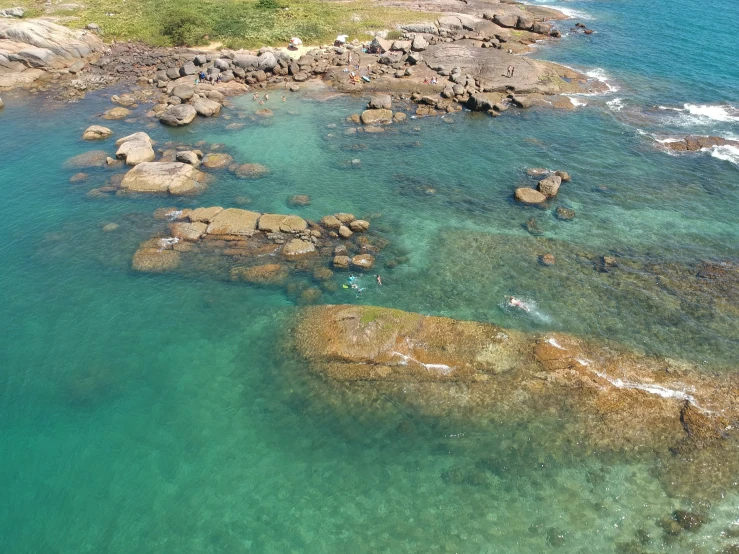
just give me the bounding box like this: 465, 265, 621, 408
290, 304, 739, 458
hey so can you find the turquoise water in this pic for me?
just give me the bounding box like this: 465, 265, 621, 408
1, 0, 739, 550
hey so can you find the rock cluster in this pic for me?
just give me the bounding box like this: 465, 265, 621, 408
132, 207, 387, 299
515, 167, 570, 204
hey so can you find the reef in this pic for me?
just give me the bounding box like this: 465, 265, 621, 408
290, 303, 739, 499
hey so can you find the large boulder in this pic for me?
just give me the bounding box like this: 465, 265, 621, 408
115, 132, 151, 146
171, 84, 194, 101
116, 139, 155, 166
120, 162, 208, 194
283, 238, 316, 257
411, 35, 428, 52
81, 125, 112, 140
257, 214, 308, 234
234, 55, 259, 69
537, 174, 562, 197
467, 93, 494, 112
368, 94, 392, 110
206, 208, 261, 237
493, 13, 519, 28
257, 51, 277, 70
361, 109, 393, 125
158, 104, 197, 127
192, 97, 221, 117
514, 187, 547, 205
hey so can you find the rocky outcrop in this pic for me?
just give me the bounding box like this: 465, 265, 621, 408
290, 304, 739, 458
662, 135, 739, 152
158, 104, 197, 126
120, 162, 208, 194
361, 108, 393, 125
0, 18, 103, 90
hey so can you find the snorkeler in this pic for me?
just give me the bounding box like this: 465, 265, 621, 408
508, 296, 530, 312
375, 274, 383, 286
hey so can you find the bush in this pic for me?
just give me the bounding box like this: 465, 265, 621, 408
386, 29, 404, 40
159, 8, 212, 46
256, 0, 283, 10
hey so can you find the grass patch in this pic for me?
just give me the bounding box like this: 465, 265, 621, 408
13, 0, 434, 49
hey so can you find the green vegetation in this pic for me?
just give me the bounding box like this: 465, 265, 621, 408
15, 0, 430, 49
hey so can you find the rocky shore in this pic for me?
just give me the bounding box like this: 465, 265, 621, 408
0, 1, 602, 117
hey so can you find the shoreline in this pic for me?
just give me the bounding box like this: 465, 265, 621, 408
0, 1, 605, 116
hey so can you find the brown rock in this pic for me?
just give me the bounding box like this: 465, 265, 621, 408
283, 238, 316, 257
206, 208, 261, 237
169, 221, 207, 241
334, 213, 356, 224
257, 214, 308, 234
120, 162, 208, 195
333, 255, 351, 269
82, 125, 112, 140
514, 187, 547, 205
349, 219, 370, 232
555, 170, 571, 182
101, 107, 130, 120
338, 225, 353, 238
320, 215, 342, 229
537, 175, 562, 197
188, 207, 224, 223
351, 254, 375, 269
361, 109, 393, 125
201, 153, 233, 169
132, 246, 180, 272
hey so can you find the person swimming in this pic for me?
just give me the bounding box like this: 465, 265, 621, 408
507, 296, 530, 312
375, 274, 383, 286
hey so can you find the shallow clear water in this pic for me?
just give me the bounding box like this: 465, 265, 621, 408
1, 0, 739, 550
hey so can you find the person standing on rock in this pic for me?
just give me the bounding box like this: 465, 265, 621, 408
507, 65, 515, 78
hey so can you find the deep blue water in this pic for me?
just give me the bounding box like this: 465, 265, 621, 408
0, 0, 738, 552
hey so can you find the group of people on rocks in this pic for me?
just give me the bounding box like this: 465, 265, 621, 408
196, 71, 221, 85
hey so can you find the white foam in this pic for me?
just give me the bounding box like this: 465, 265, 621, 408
546, 337, 565, 350
708, 145, 739, 165
658, 103, 739, 126
166, 209, 183, 221
685, 103, 739, 123
584, 68, 620, 93
606, 97, 623, 111
391, 351, 454, 375
593, 371, 709, 411
538, 4, 593, 20
568, 96, 588, 108
158, 237, 179, 251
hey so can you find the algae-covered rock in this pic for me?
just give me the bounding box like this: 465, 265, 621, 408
230, 263, 289, 285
